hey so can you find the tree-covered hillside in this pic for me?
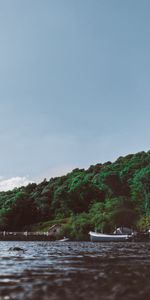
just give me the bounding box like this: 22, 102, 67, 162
0, 151, 150, 238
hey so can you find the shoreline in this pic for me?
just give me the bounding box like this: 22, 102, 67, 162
0, 232, 55, 241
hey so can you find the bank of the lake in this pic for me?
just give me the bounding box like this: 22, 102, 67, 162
0, 151, 150, 239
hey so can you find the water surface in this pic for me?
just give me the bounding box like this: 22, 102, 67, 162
0, 241, 149, 300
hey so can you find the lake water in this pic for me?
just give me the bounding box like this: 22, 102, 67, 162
0, 241, 149, 300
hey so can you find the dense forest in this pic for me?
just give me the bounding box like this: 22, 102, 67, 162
0, 150, 150, 239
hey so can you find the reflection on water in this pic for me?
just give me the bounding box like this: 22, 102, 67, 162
0, 241, 149, 299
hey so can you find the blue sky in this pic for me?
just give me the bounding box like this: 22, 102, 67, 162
0, 0, 150, 190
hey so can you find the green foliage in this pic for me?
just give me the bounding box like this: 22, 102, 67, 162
88, 197, 125, 233
60, 213, 91, 240
0, 150, 150, 234
137, 215, 150, 231
130, 166, 150, 214
89, 202, 109, 232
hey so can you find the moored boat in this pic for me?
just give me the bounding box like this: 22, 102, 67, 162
58, 237, 69, 242
89, 231, 131, 242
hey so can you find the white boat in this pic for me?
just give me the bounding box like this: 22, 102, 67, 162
89, 231, 131, 242
58, 237, 69, 242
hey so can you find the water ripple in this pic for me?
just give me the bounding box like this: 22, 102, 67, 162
0, 241, 149, 300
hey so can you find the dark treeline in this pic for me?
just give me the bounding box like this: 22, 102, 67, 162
0, 151, 150, 238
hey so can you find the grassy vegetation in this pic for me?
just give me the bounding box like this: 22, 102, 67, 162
31, 218, 69, 232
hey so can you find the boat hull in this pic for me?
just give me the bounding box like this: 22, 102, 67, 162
58, 238, 69, 242
89, 231, 131, 242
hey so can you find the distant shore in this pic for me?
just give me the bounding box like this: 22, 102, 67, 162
0, 232, 55, 241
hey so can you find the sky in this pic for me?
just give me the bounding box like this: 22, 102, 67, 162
0, 0, 150, 191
